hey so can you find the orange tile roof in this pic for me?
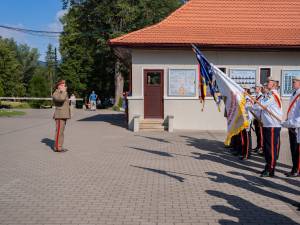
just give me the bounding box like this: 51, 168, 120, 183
109, 0, 300, 48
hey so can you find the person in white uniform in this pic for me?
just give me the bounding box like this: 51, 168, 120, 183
282, 74, 300, 177
253, 84, 264, 153
253, 77, 283, 177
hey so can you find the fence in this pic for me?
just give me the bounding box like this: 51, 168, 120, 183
0, 97, 84, 109
0, 97, 83, 101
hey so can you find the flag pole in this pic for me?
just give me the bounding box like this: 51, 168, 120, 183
249, 110, 263, 126
244, 92, 282, 122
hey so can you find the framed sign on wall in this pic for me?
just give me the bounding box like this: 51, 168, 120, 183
229, 69, 256, 89
168, 69, 197, 97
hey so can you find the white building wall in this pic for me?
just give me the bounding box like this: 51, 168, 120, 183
128, 49, 300, 131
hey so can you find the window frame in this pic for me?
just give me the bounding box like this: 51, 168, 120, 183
281, 70, 300, 97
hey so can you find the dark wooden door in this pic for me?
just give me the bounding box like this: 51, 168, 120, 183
144, 70, 164, 118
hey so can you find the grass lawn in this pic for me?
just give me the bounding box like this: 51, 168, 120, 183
0, 110, 26, 117
0, 101, 31, 109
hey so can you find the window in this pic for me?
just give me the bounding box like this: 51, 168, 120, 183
282, 70, 300, 96
219, 67, 227, 74
147, 72, 161, 85
260, 68, 271, 85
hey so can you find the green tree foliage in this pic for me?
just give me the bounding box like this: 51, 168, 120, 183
45, 44, 57, 95
59, 0, 183, 98
28, 73, 51, 108
0, 37, 45, 97
0, 38, 25, 97
16, 44, 39, 90
28, 74, 49, 97
0, 81, 4, 97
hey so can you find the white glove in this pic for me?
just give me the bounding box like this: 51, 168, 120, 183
281, 121, 291, 128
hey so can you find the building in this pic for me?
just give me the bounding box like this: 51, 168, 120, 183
109, 0, 300, 131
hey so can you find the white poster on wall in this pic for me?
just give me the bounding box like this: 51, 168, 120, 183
168, 69, 196, 97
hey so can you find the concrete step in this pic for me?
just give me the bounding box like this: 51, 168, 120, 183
140, 119, 165, 131
139, 127, 165, 132
140, 119, 164, 124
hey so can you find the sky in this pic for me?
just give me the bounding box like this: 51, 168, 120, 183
0, 0, 66, 61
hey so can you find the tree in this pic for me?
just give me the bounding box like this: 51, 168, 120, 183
59, 7, 92, 96
45, 44, 57, 95
28, 74, 49, 98
0, 38, 25, 97
59, 0, 183, 102
16, 44, 39, 91
0, 81, 4, 97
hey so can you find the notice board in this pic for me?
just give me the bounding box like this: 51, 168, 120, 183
168, 69, 196, 97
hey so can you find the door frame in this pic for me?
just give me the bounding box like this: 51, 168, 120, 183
143, 69, 164, 119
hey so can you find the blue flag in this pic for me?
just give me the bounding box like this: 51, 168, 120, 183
192, 44, 221, 106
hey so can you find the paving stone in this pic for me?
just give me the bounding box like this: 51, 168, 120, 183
0, 109, 299, 225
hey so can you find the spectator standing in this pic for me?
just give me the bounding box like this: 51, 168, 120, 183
96, 96, 101, 109
89, 91, 97, 111
69, 93, 76, 117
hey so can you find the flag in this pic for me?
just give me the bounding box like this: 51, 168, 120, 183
198, 63, 206, 102
213, 66, 249, 145
192, 45, 249, 145
192, 44, 221, 109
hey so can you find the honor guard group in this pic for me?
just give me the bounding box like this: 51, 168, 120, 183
229, 75, 300, 178
51, 76, 300, 178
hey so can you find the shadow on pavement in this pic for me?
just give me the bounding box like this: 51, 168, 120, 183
246, 153, 292, 170
128, 147, 173, 157
182, 136, 291, 175
282, 177, 300, 191
207, 171, 299, 208
127, 146, 194, 158
181, 135, 300, 210
41, 138, 54, 151
229, 171, 300, 197
78, 113, 127, 128
131, 165, 185, 182
191, 151, 262, 174
134, 135, 171, 143
181, 135, 225, 151
206, 190, 300, 225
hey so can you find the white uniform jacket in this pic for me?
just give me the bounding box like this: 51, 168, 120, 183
283, 88, 300, 143
252, 92, 264, 119
253, 89, 283, 128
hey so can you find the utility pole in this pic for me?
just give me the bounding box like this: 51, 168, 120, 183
54, 47, 57, 80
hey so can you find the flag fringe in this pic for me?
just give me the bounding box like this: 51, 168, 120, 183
224, 96, 249, 145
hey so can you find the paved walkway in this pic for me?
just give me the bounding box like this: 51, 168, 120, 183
0, 109, 299, 225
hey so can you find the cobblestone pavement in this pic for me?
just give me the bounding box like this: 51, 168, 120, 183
0, 109, 299, 225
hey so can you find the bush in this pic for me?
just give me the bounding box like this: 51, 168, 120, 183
0, 101, 30, 109
117, 97, 123, 108
29, 100, 52, 109
112, 105, 120, 111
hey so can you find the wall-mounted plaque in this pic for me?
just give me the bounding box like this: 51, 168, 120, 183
229, 69, 257, 88
168, 69, 196, 97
